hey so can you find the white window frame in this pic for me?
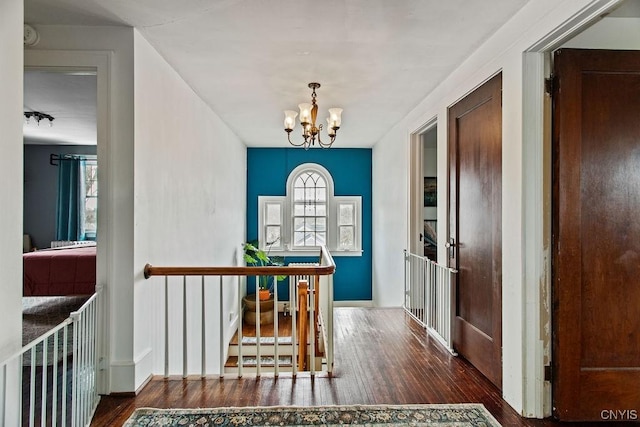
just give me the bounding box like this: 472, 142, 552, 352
257, 163, 362, 257
257, 196, 285, 250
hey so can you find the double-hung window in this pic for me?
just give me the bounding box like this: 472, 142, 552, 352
258, 163, 361, 256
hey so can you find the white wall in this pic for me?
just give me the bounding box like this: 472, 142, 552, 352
563, 16, 640, 48
371, 0, 622, 416
0, 0, 23, 425
0, 0, 23, 362
27, 24, 136, 393
133, 31, 246, 387
0, 1, 24, 421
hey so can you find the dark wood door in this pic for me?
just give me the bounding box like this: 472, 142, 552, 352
448, 73, 502, 389
553, 49, 640, 422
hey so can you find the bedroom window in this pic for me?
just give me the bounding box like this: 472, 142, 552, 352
56, 155, 98, 242
257, 163, 362, 256
83, 161, 98, 239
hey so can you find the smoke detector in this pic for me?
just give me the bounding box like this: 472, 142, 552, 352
24, 24, 40, 47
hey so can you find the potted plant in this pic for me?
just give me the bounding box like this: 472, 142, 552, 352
243, 240, 286, 300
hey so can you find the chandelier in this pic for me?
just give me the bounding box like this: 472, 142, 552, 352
284, 82, 342, 149
24, 111, 55, 127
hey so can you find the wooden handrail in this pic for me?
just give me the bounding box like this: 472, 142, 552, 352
144, 246, 336, 279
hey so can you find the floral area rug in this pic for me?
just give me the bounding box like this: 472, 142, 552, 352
123, 404, 502, 426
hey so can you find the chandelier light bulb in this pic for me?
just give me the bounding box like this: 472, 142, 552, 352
327, 118, 336, 137
328, 108, 342, 128
298, 103, 312, 124
284, 110, 297, 131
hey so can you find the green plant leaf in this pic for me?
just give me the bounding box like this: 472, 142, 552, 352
244, 253, 258, 265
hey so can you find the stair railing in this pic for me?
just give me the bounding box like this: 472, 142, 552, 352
0, 288, 102, 427
297, 281, 308, 371
144, 245, 336, 378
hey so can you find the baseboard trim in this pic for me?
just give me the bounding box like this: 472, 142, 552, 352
334, 300, 373, 307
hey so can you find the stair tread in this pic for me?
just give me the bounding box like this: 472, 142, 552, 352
240, 336, 293, 345
225, 355, 293, 368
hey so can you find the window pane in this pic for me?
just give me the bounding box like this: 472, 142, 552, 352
305, 187, 316, 201
316, 204, 326, 216
265, 203, 280, 225
339, 226, 354, 249
84, 197, 97, 233
316, 187, 326, 202
305, 204, 317, 216
294, 231, 305, 246
339, 204, 354, 225
304, 218, 316, 232
266, 226, 280, 245
316, 232, 326, 246
294, 204, 305, 216
294, 217, 304, 231
294, 188, 304, 201
315, 174, 326, 188
83, 162, 98, 236
304, 233, 316, 246
316, 217, 326, 231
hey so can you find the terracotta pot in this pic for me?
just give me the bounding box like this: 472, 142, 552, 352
259, 289, 271, 300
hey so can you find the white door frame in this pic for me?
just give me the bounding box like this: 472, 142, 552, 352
408, 119, 437, 257
24, 49, 112, 394
521, 0, 623, 417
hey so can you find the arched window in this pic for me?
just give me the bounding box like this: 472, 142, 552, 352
292, 169, 328, 247
257, 163, 361, 255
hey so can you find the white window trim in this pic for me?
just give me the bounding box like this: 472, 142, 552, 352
335, 196, 362, 252
258, 196, 285, 250
257, 163, 363, 257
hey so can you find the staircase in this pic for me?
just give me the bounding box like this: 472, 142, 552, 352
224, 312, 324, 375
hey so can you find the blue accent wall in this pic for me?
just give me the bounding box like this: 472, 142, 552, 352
247, 148, 372, 301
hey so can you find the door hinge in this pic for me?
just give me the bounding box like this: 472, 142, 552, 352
544, 76, 554, 96
544, 365, 553, 381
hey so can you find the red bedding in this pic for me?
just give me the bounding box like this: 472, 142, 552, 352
23, 246, 96, 296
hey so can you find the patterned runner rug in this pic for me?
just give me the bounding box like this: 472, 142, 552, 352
123, 404, 502, 426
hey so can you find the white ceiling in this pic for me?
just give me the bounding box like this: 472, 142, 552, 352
23, 70, 97, 145
24, 0, 534, 147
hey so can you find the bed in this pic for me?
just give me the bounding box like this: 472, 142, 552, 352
23, 245, 96, 296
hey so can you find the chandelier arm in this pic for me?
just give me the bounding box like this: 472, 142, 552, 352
317, 134, 336, 149
287, 132, 309, 147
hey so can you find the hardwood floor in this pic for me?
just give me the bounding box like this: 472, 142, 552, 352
91, 308, 636, 426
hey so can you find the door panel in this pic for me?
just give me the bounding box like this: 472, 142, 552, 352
448, 73, 502, 389
553, 49, 640, 421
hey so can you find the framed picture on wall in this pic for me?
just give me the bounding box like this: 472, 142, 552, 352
424, 220, 437, 246
424, 177, 437, 207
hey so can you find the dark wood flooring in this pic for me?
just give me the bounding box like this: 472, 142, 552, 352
91, 308, 636, 426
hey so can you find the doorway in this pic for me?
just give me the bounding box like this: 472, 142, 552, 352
448, 73, 503, 389
422, 128, 438, 261
24, 49, 111, 396
23, 69, 98, 251
409, 121, 438, 259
